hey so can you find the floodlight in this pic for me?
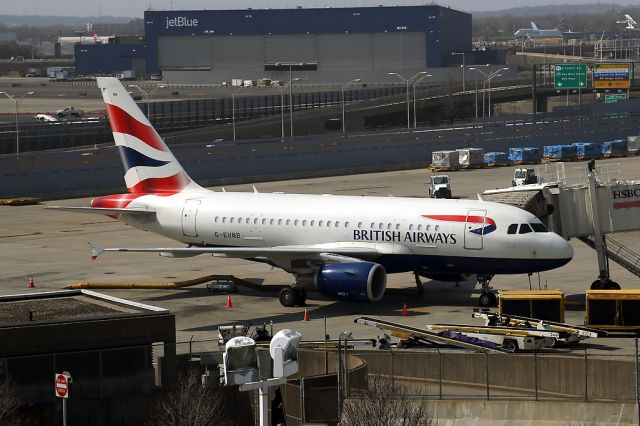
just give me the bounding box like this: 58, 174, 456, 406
223, 336, 259, 385
269, 329, 302, 378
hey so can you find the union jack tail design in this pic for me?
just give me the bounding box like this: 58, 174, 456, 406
97, 77, 198, 194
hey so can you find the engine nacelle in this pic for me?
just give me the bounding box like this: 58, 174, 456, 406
304, 262, 387, 302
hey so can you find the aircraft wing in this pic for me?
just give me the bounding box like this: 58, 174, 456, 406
88, 242, 381, 262
47, 206, 156, 216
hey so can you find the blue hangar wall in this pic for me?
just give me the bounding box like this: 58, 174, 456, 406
75, 43, 145, 76
143, 6, 471, 84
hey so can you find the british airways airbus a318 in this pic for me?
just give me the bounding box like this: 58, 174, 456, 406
49, 77, 573, 307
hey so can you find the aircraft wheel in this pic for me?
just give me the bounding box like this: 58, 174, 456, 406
279, 288, 297, 307
590, 280, 605, 290
605, 281, 621, 290
479, 292, 496, 307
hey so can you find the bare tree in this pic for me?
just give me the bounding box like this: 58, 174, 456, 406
147, 368, 238, 426
339, 375, 434, 426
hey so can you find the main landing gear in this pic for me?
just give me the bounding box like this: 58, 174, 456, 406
478, 275, 497, 307
278, 287, 308, 307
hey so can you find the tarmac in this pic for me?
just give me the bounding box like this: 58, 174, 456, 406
1, 157, 640, 354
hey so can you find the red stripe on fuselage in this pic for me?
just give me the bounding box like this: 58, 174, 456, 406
423, 215, 496, 226
106, 103, 166, 152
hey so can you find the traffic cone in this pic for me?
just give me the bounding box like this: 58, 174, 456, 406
28, 276, 34, 288
402, 303, 408, 316
226, 295, 233, 308
303, 309, 310, 321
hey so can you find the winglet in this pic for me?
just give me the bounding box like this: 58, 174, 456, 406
88, 242, 104, 260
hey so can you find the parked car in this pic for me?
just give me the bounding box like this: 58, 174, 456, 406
33, 114, 59, 122
56, 106, 84, 118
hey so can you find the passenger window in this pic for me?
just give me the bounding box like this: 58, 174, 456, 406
378, 223, 384, 229
245, 218, 250, 224
286, 219, 291, 225
531, 223, 548, 233
214, 216, 219, 222
335, 221, 340, 227
319, 220, 324, 227
387, 223, 392, 230
269, 219, 274, 225
395, 224, 400, 230
254, 218, 258, 224
507, 224, 518, 234
278, 219, 283, 225
222, 217, 227, 223
409, 224, 414, 231
435, 225, 439, 231
230, 217, 235, 224
262, 218, 267, 225
519, 224, 533, 234
302, 220, 307, 226
327, 221, 332, 227
310, 220, 315, 226
345, 221, 349, 227
294, 220, 299, 226
418, 224, 423, 231
358, 222, 362, 229
370, 222, 375, 229
238, 217, 242, 223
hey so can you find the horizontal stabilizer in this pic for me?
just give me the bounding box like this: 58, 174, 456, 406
47, 206, 156, 216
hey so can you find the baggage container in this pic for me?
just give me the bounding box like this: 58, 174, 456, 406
484, 151, 509, 167
429, 150, 460, 171
543, 144, 578, 162
508, 147, 541, 164
457, 148, 485, 168
572, 142, 602, 160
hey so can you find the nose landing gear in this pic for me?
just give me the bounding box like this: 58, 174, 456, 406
478, 275, 497, 307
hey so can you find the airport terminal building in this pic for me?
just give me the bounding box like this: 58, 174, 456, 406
143, 5, 471, 84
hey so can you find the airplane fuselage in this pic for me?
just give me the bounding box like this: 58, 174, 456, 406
106, 189, 573, 276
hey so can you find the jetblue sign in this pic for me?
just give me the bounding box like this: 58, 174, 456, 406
166, 16, 199, 29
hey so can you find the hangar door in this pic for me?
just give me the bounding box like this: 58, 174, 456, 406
158, 36, 210, 70
372, 32, 426, 70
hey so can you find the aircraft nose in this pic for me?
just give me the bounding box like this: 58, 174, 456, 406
553, 234, 574, 261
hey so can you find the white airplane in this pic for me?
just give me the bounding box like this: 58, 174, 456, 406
48, 77, 574, 307
617, 14, 637, 30
514, 22, 563, 38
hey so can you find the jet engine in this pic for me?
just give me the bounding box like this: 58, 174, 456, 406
299, 262, 387, 302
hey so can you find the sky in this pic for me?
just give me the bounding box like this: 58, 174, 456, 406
1, 1, 630, 18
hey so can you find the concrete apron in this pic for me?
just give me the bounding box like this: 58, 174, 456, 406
429, 400, 636, 425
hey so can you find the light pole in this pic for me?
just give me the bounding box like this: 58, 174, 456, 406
412, 74, 432, 128
128, 84, 166, 120
451, 52, 466, 91
389, 71, 427, 129
279, 77, 300, 141
231, 87, 244, 141
341, 78, 361, 134
1, 90, 34, 157
468, 65, 490, 119
471, 67, 507, 117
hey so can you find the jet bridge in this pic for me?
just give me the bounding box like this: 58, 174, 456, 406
483, 160, 640, 290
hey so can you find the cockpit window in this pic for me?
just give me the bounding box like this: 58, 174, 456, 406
530, 223, 548, 233
519, 223, 533, 234
507, 224, 518, 234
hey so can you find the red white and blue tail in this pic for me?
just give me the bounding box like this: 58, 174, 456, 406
97, 77, 199, 194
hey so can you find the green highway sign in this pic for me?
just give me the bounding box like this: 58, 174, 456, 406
554, 64, 588, 89
604, 93, 628, 104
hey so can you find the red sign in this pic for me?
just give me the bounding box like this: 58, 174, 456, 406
55, 374, 69, 399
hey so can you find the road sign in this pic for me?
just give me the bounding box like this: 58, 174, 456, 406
605, 93, 628, 104
593, 63, 631, 88
55, 373, 69, 399
554, 64, 587, 89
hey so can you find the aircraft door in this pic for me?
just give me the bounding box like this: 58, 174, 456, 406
464, 209, 486, 250
181, 199, 201, 237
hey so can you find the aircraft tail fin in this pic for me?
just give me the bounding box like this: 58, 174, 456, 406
531, 22, 539, 31
96, 77, 199, 194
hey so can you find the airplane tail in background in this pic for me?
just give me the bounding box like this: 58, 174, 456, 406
96, 77, 198, 194
531, 22, 539, 31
